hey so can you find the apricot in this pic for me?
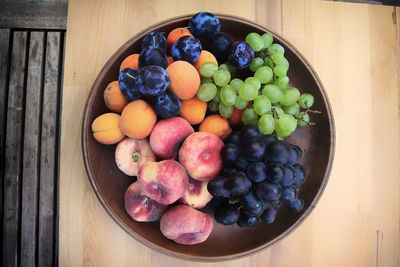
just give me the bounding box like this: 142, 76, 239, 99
103, 81, 130, 113
193, 50, 218, 73
166, 61, 200, 100
92, 113, 125, 144
199, 114, 232, 139
179, 97, 207, 125
120, 100, 156, 139
167, 28, 192, 51
119, 54, 139, 72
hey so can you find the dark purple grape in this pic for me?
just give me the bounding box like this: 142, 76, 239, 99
242, 138, 266, 162
137, 65, 170, 96
280, 186, 298, 204
141, 31, 167, 51
214, 202, 240, 225
207, 176, 230, 198
285, 198, 304, 212
189, 12, 221, 38
153, 91, 180, 118
280, 164, 296, 187
118, 68, 142, 100
239, 125, 261, 140
247, 162, 267, 182
265, 141, 289, 164
228, 41, 254, 69
209, 32, 234, 63
224, 172, 252, 197
293, 163, 306, 186
256, 182, 281, 202
265, 162, 284, 183
138, 47, 167, 69
241, 191, 262, 210
226, 131, 240, 145
287, 144, 302, 164
260, 207, 277, 224
221, 167, 236, 177
221, 143, 240, 166
237, 213, 258, 227
260, 134, 276, 148
235, 156, 249, 172
171, 35, 202, 63
242, 205, 264, 217
269, 199, 281, 209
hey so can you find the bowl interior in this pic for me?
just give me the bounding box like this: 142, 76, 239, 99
82, 14, 334, 261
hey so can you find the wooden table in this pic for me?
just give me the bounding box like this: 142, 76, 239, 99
59, 1, 400, 266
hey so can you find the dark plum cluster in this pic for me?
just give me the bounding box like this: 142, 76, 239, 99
208, 125, 306, 227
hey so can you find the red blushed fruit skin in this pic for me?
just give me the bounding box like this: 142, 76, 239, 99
149, 117, 194, 160
138, 160, 188, 205
115, 137, 156, 176
179, 176, 213, 209
179, 132, 224, 181
125, 181, 167, 222
160, 205, 213, 245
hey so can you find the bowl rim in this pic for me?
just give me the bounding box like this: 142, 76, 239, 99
81, 13, 336, 262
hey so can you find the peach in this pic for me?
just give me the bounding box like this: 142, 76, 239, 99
160, 205, 213, 245
125, 181, 167, 222
166, 61, 200, 100
103, 81, 130, 113
179, 132, 223, 181
115, 137, 156, 176
179, 177, 213, 209
92, 113, 125, 144
149, 117, 194, 160
120, 100, 157, 139
138, 160, 188, 205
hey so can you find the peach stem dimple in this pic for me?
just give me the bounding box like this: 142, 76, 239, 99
132, 150, 141, 162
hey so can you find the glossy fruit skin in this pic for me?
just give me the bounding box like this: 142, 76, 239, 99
221, 143, 240, 166
256, 181, 281, 202
228, 41, 254, 69
207, 176, 230, 198
235, 156, 249, 172
241, 138, 266, 162
260, 207, 277, 224
260, 134, 276, 148
265, 141, 289, 164
226, 131, 240, 145
265, 162, 284, 183
137, 65, 170, 96
280, 164, 296, 187
247, 161, 267, 182
153, 91, 181, 118
138, 47, 167, 69
214, 202, 240, 225
209, 32, 234, 62
280, 186, 298, 204
241, 190, 262, 210
287, 144, 302, 164
237, 212, 258, 227
224, 172, 252, 197
239, 125, 262, 140
285, 198, 304, 212
141, 31, 167, 51
171, 36, 202, 63
293, 163, 306, 186
242, 205, 264, 217
189, 12, 221, 38
118, 68, 142, 100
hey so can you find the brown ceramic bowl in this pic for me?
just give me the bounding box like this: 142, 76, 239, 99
82, 14, 335, 261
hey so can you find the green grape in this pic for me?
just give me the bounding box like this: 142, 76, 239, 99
242, 108, 259, 125
258, 114, 275, 134
262, 84, 283, 103
249, 57, 264, 72
218, 63, 229, 72
220, 85, 236, 106
199, 62, 218, 77
197, 83, 217, 102
275, 76, 289, 88
275, 113, 297, 137
234, 95, 249, 110
245, 77, 261, 90
222, 61, 237, 73
271, 53, 284, 64
283, 103, 300, 116
219, 102, 233, 118
201, 77, 213, 84
239, 83, 258, 101
230, 78, 244, 92
258, 50, 268, 58
214, 69, 231, 87
297, 112, 310, 127
273, 106, 284, 118
261, 33, 273, 48
273, 65, 288, 78
208, 100, 219, 112
254, 66, 273, 84
264, 56, 274, 68
268, 43, 285, 55
298, 93, 314, 108
280, 87, 300, 106
213, 87, 221, 102
245, 32, 264, 52
277, 57, 289, 69
253, 95, 271, 115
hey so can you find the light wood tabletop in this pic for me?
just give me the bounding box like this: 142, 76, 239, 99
59, 0, 400, 266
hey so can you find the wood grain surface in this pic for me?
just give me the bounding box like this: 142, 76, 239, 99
59, 1, 400, 266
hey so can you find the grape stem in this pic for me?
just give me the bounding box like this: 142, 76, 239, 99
271, 107, 280, 119
306, 108, 321, 114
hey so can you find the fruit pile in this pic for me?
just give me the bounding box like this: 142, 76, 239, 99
91, 11, 315, 246
208, 125, 305, 226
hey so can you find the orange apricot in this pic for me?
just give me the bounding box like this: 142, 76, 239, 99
193, 50, 218, 73
228, 107, 244, 127
92, 113, 125, 144
120, 100, 157, 139
103, 81, 130, 113
199, 114, 232, 140
167, 56, 174, 66
179, 96, 207, 125
120, 54, 139, 72
167, 28, 192, 51
166, 61, 200, 100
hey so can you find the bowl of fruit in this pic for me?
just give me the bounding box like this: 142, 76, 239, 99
82, 12, 335, 261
